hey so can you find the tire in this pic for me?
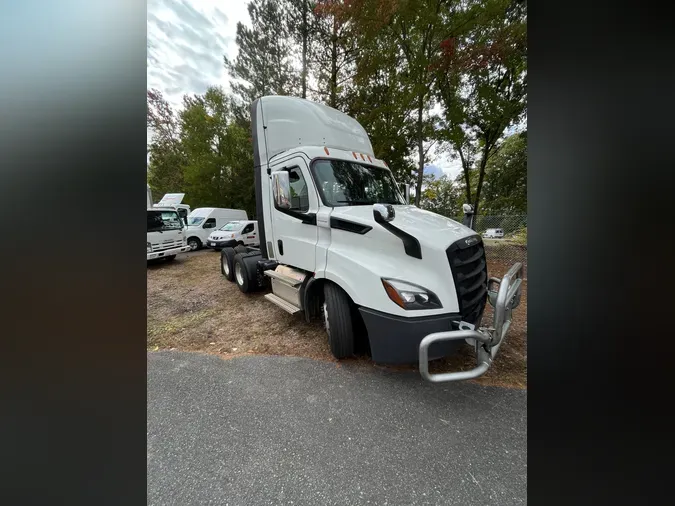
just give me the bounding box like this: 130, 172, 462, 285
221, 247, 236, 281
233, 252, 261, 293
323, 283, 355, 359
237, 241, 245, 247
234, 244, 248, 255
165, 255, 176, 262
187, 237, 201, 251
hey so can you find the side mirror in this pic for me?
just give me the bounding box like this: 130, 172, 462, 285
373, 203, 395, 224
272, 171, 292, 210
462, 203, 475, 230
400, 183, 410, 204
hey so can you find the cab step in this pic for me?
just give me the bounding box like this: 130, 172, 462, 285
264, 293, 302, 315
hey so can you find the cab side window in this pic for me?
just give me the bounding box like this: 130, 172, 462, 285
242, 224, 254, 234
203, 218, 216, 229
287, 166, 309, 212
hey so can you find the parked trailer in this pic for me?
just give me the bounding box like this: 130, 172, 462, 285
219, 96, 523, 383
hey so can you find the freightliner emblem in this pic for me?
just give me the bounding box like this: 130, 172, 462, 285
465, 236, 479, 247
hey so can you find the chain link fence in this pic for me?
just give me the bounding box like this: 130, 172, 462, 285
455, 214, 528, 280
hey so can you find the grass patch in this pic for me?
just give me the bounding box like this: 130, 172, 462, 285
148, 249, 526, 388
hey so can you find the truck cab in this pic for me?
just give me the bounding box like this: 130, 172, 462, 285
220, 96, 523, 383
147, 207, 190, 261
153, 193, 190, 226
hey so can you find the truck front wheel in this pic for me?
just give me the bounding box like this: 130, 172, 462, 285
187, 237, 201, 251
323, 283, 355, 359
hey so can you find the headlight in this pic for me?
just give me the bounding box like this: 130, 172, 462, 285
381, 278, 442, 310
147, 242, 152, 253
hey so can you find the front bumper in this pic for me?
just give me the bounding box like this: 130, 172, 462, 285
419, 262, 524, 383
206, 239, 237, 249
359, 308, 465, 364
147, 245, 190, 260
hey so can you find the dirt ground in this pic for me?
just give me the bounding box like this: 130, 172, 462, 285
148, 249, 527, 389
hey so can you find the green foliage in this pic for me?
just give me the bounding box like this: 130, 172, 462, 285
345, 48, 417, 185
147, 87, 255, 218
480, 131, 527, 214
508, 226, 527, 245
420, 175, 462, 218
147, 0, 527, 221
147, 89, 186, 202
434, 0, 527, 214
345, 0, 457, 205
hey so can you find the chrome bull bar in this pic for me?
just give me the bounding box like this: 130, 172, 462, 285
419, 262, 524, 383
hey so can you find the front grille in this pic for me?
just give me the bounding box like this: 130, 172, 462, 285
446, 235, 488, 326
151, 240, 183, 252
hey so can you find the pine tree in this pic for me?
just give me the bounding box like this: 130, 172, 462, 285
224, 0, 300, 113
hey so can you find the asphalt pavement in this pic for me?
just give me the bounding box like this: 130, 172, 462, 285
147, 351, 526, 506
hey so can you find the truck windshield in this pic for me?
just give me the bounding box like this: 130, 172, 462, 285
147, 211, 183, 232
219, 222, 241, 231
312, 159, 405, 207
187, 216, 205, 226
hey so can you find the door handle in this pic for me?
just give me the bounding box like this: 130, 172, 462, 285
277, 239, 284, 256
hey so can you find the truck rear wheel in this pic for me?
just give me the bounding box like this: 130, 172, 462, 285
233, 252, 261, 293
323, 283, 355, 359
221, 247, 236, 281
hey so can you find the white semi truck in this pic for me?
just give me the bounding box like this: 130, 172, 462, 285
220, 96, 523, 383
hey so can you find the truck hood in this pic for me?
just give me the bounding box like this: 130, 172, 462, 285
330, 205, 475, 250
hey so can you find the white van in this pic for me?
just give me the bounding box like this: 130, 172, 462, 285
206, 220, 259, 250
483, 228, 504, 239
185, 207, 248, 250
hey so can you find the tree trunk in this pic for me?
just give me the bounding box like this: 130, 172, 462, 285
301, 0, 308, 99
414, 94, 426, 206
330, 18, 338, 108
472, 144, 490, 217
458, 147, 472, 204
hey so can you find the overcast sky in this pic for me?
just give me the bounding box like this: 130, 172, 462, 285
147, 0, 466, 179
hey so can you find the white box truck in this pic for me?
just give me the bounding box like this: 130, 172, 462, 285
184, 208, 248, 251
147, 208, 190, 262
219, 96, 523, 383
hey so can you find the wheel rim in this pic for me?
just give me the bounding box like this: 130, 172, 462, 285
235, 262, 244, 285
189, 240, 197, 251
322, 301, 329, 334
223, 257, 230, 276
